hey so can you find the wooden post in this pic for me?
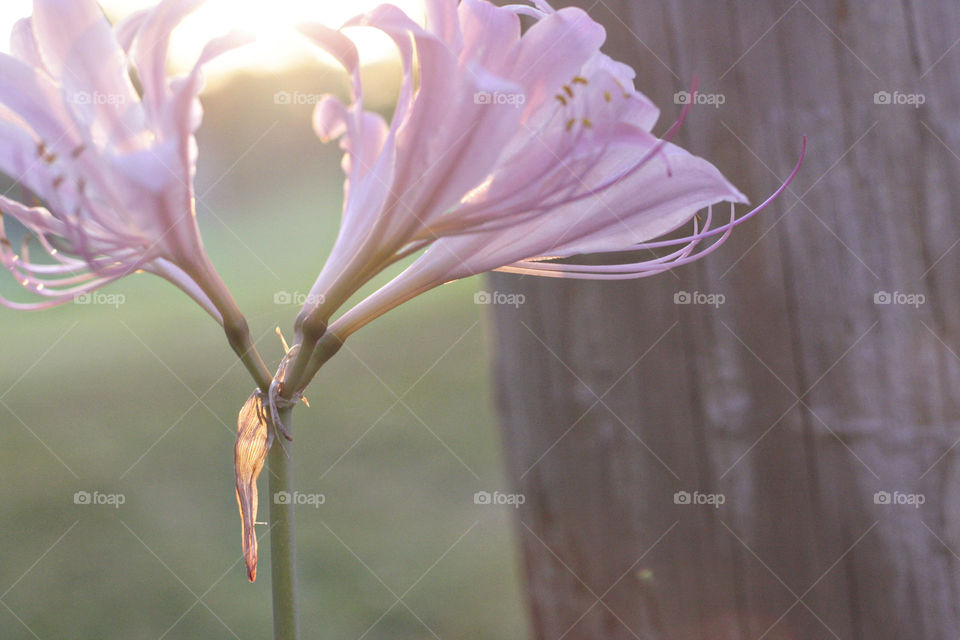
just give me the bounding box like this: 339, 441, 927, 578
490, 1, 960, 638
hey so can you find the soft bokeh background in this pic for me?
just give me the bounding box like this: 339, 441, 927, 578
0, 3, 529, 638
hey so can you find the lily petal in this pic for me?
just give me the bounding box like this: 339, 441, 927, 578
130, 0, 204, 127
32, 0, 145, 150
10, 18, 45, 71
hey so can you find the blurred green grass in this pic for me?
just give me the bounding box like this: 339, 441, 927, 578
0, 70, 527, 639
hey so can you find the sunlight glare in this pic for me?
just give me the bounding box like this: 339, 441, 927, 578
1, 0, 427, 76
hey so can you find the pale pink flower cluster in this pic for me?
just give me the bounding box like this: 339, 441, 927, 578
0, 0, 249, 322
291, 0, 800, 344
0, 0, 801, 583
279, 0, 801, 396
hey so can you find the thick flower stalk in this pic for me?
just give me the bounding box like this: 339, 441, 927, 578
0, 0, 249, 329
283, 0, 803, 393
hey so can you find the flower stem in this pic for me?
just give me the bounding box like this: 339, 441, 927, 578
268, 406, 300, 640
284, 332, 344, 400
181, 254, 273, 390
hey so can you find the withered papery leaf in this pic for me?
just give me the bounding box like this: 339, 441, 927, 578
235, 390, 269, 582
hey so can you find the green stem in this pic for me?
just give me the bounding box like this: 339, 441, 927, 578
180, 253, 295, 633
222, 311, 272, 391
268, 406, 300, 640
284, 332, 344, 400
181, 254, 273, 390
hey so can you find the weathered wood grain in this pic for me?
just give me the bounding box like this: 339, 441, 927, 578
490, 1, 960, 638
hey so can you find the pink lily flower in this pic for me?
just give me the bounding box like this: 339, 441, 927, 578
292, 0, 802, 349
0, 0, 250, 322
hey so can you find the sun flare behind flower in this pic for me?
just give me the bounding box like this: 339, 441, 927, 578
0, 0, 428, 77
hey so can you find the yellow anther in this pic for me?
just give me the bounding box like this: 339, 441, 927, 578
582, 118, 593, 128
37, 142, 56, 164
572, 76, 588, 85
563, 85, 574, 98
566, 118, 576, 132
555, 94, 568, 106
604, 91, 612, 102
